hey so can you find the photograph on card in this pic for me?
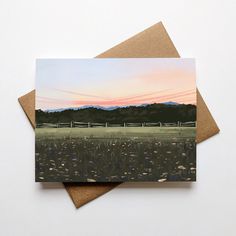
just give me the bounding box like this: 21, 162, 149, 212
35, 58, 196, 182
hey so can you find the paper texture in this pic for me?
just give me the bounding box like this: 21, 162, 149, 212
19, 22, 219, 208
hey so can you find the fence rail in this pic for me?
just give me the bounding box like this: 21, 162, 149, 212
36, 121, 196, 128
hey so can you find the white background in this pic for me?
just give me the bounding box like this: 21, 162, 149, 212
0, 0, 235, 235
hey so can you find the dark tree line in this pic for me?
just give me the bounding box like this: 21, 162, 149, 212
36, 103, 196, 124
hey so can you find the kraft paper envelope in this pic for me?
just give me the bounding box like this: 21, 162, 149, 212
19, 22, 219, 208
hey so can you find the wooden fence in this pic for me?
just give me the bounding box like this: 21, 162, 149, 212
36, 121, 196, 128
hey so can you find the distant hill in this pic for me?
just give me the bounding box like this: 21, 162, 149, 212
36, 103, 196, 124
162, 101, 179, 105
45, 102, 179, 113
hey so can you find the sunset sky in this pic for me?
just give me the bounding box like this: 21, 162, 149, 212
36, 58, 196, 110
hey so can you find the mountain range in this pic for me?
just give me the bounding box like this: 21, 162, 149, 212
45, 101, 180, 113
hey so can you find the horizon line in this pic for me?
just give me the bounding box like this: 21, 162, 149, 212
37, 101, 196, 112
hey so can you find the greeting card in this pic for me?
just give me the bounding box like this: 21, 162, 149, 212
36, 58, 196, 182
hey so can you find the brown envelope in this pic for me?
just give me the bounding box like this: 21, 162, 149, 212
19, 22, 219, 208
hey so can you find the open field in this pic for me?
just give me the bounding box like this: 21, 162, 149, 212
36, 127, 196, 139
35, 127, 196, 182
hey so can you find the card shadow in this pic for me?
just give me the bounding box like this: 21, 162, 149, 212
119, 182, 193, 189
40, 182, 64, 189
39, 181, 193, 190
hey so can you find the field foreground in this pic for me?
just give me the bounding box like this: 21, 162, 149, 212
35, 127, 196, 182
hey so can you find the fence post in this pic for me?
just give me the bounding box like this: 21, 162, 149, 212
88, 122, 90, 128
159, 122, 162, 127
70, 121, 73, 128
124, 122, 126, 127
